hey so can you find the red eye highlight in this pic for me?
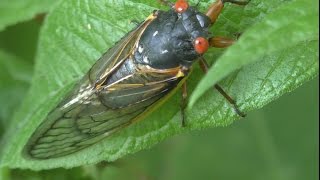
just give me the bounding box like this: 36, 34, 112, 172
194, 37, 209, 54
174, 0, 189, 13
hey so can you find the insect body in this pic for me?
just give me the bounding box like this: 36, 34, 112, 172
23, 0, 247, 159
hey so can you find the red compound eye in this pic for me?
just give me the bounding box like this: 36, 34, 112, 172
194, 37, 209, 54
174, 0, 189, 13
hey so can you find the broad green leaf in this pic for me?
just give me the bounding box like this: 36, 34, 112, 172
6, 78, 318, 180
0, 0, 318, 170
0, 50, 32, 130
0, 0, 57, 31
189, 0, 319, 107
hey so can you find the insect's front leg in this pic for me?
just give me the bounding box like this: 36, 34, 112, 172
209, 36, 235, 48
198, 57, 246, 117
180, 82, 188, 127
206, 0, 250, 24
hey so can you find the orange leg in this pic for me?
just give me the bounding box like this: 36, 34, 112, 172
209, 36, 235, 48
206, 0, 250, 24
198, 57, 246, 117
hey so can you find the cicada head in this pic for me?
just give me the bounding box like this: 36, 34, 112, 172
135, 0, 212, 69
173, 0, 212, 56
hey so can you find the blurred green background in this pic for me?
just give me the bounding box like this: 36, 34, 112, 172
0, 17, 318, 180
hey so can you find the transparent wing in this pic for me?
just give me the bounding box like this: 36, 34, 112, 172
25, 74, 179, 159
26, 85, 171, 158
23, 16, 177, 159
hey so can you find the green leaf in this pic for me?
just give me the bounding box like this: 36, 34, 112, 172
3, 78, 319, 179
0, 0, 318, 170
0, 50, 32, 128
189, 0, 319, 107
0, 20, 41, 139
0, 0, 58, 31
0, 20, 42, 63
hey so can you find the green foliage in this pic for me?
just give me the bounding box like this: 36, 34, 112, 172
0, 20, 42, 62
4, 79, 319, 180
189, 0, 319, 107
0, 0, 56, 31
0, 50, 33, 132
0, 0, 318, 170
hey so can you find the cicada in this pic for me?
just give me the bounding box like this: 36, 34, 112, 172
23, 0, 248, 159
